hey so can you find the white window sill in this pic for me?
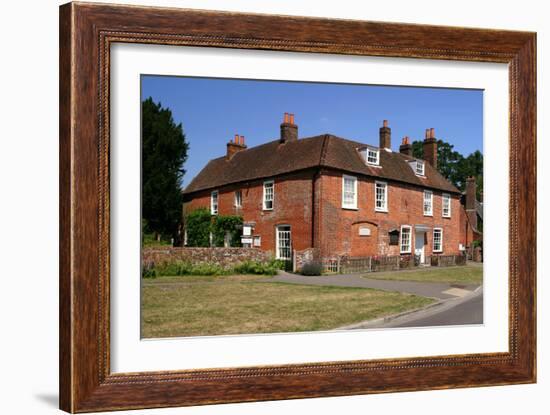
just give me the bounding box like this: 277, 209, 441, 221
400, 251, 412, 255
442, 215, 451, 218
375, 208, 388, 213
423, 213, 433, 217
433, 250, 443, 253
342, 206, 358, 210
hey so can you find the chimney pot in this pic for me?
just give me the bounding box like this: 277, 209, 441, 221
430, 128, 435, 138
383, 119, 388, 128
240, 135, 245, 145
280, 112, 298, 143
399, 135, 412, 157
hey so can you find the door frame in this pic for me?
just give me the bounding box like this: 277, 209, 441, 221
414, 230, 426, 264
275, 224, 292, 260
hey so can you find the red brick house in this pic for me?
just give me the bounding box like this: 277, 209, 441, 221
182, 114, 479, 264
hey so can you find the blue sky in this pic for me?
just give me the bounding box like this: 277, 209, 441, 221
141, 75, 483, 188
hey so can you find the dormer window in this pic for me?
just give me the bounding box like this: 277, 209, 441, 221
366, 148, 379, 165
359, 147, 380, 166
415, 160, 425, 176
408, 159, 425, 176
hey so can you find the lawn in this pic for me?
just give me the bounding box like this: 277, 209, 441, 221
141, 275, 434, 338
362, 264, 483, 285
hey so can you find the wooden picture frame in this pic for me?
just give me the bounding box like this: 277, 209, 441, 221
59, 2, 536, 412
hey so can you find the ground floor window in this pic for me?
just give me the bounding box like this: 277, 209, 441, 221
400, 225, 412, 253
276, 225, 292, 260
433, 228, 443, 252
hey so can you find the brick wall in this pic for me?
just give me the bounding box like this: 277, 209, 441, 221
316, 168, 463, 258
183, 167, 466, 261
183, 169, 316, 258
142, 247, 272, 269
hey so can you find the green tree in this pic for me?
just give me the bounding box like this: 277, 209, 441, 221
142, 97, 189, 239
411, 139, 482, 198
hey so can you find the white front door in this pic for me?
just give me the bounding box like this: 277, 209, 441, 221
276, 225, 292, 260
415, 231, 425, 264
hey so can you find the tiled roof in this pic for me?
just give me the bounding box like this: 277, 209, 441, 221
182, 134, 460, 195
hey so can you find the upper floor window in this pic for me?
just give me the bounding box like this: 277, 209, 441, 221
263, 180, 274, 210
359, 147, 380, 166
366, 148, 380, 165
442, 193, 451, 217
400, 225, 412, 254
423, 190, 433, 216
342, 175, 358, 209
433, 228, 443, 252
415, 160, 425, 176
375, 181, 388, 212
210, 190, 218, 215
234, 190, 242, 208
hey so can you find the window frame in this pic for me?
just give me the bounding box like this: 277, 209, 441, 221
342, 174, 358, 209
433, 228, 443, 253
210, 190, 219, 215
263, 180, 274, 211
366, 148, 380, 166
400, 225, 412, 254
374, 180, 388, 212
234, 190, 242, 208
423, 190, 433, 216
442, 193, 451, 218
415, 160, 425, 176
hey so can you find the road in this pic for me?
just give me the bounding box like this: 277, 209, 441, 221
363, 290, 483, 329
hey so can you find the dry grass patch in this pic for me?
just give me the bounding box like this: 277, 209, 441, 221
141, 276, 433, 338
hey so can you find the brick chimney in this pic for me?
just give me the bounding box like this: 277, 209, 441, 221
465, 176, 478, 230
399, 136, 412, 157
226, 134, 247, 160
379, 120, 391, 150
423, 127, 438, 168
280, 112, 298, 143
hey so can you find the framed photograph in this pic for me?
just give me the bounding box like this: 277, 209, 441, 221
59, 2, 536, 412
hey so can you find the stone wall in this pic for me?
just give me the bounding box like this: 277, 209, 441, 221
293, 248, 319, 272
142, 247, 272, 269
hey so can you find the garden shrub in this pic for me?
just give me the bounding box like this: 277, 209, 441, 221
184, 208, 212, 247
300, 261, 323, 276
142, 259, 285, 277
211, 215, 243, 247
184, 209, 243, 247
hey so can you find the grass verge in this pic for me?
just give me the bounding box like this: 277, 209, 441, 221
362, 264, 483, 285
141, 276, 434, 338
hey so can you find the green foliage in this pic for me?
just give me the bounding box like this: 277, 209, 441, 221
185, 209, 243, 247
143, 259, 285, 277
185, 208, 212, 247
142, 227, 172, 247
211, 215, 243, 247
233, 259, 286, 276
412, 139, 483, 199
300, 261, 323, 276
142, 97, 189, 240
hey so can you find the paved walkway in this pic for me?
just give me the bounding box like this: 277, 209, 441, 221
270, 271, 480, 300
